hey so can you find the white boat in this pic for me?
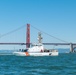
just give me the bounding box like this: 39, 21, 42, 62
13, 32, 58, 56
13, 44, 58, 56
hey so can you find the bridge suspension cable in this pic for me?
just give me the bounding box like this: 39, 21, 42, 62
31, 25, 68, 43
0, 25, 25, 38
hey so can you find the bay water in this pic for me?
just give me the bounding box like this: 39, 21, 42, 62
0, 53, 76, 75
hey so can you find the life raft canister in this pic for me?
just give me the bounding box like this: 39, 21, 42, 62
41, 49, 43, 52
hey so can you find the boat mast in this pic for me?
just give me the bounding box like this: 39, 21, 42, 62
38, 32, 43, 44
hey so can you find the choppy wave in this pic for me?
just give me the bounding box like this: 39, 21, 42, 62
0, 53, 76, 75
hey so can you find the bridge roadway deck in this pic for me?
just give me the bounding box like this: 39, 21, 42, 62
43, 43, 76, 45
0, 43, 76, 45
0, 43, 26, 45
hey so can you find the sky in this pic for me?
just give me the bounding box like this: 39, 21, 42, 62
0, 0, 76, 50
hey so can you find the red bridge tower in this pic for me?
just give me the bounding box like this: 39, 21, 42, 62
26, 24, 30, 48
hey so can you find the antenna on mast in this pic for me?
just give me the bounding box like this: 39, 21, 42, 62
38, 32, 42, 44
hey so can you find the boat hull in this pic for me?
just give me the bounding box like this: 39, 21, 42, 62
13, 52, 58, 56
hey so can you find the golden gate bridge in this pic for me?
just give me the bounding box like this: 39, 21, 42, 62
0, 24, 76, 53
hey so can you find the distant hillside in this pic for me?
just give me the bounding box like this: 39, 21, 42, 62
57, 48, 70, 53
0, 50, 18, 55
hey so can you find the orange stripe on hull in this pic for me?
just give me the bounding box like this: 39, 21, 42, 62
25, 52, 29, 56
